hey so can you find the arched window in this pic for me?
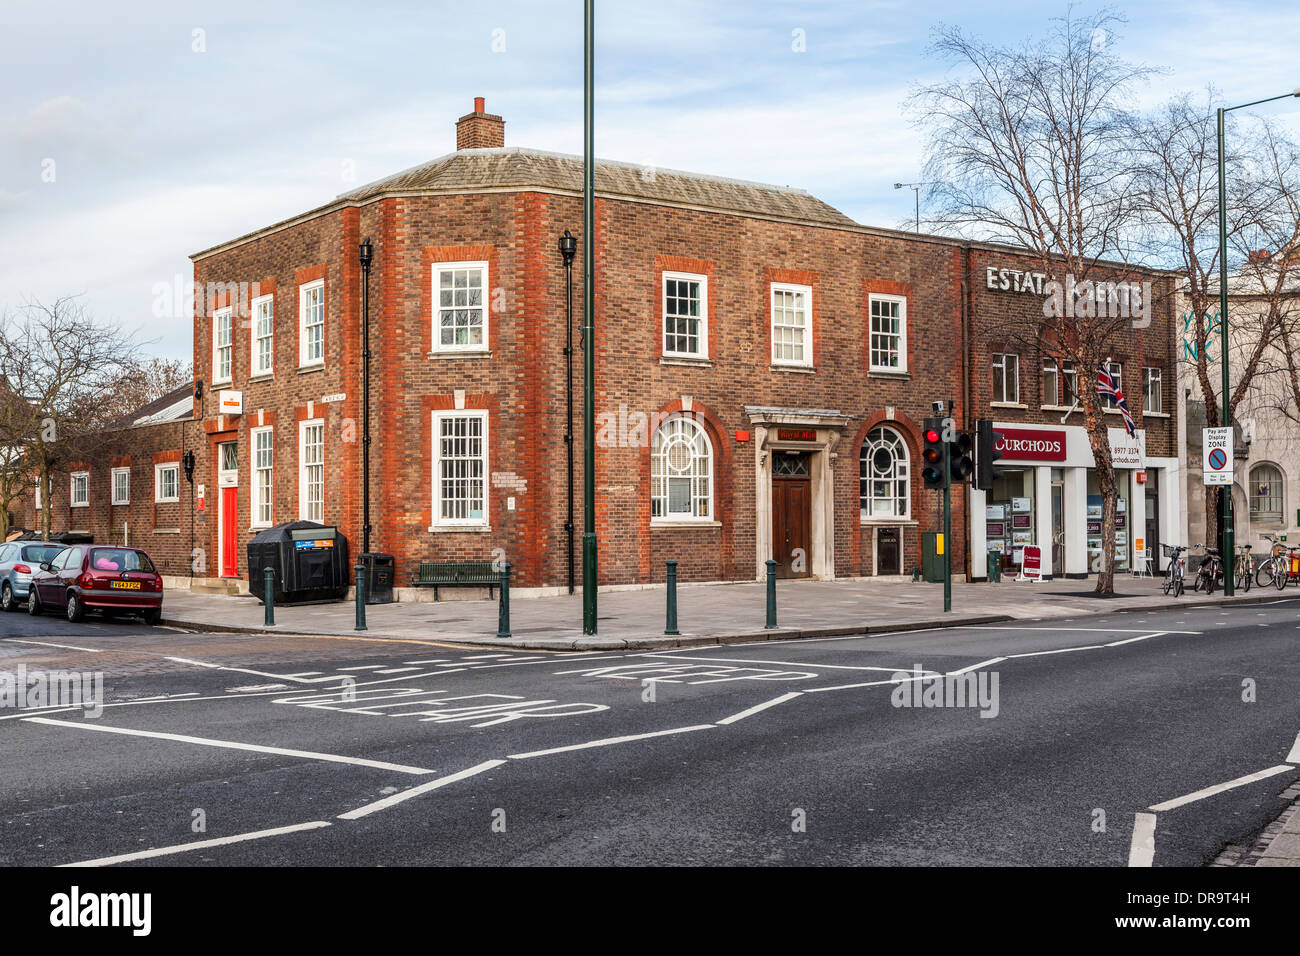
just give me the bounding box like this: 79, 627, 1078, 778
651, 416, 713, 520
860, 427, 910, 518
1249, 463, 1284, 524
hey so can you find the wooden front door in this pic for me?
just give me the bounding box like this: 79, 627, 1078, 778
772, 453, 811, 579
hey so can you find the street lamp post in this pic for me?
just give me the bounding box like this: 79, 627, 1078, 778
582, 0, 598, 634
559, 230, 577, 596
894, 182, 929, 233
359, 236, 374, 556
1215, 88, 1299, 596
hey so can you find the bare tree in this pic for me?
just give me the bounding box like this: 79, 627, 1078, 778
910, 9, 1154, 593
0, 296, 142, 540
113, 357, 194, 416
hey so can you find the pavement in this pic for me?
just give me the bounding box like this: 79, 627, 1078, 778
2, 597, 1299, 867
159, 572, 1298, 649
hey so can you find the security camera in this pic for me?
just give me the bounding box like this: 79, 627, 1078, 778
932, 401, 944, 413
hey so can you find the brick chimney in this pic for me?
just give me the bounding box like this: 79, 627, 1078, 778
456, 97, 505, 150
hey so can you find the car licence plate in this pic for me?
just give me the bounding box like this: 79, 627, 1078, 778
110, 581, 142, 590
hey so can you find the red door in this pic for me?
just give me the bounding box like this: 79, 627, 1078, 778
220, 487, 238, 577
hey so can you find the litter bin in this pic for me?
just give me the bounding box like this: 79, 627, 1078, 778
359, 553, 394, 605
247, 520, 350, 604
921, 531, 947, 583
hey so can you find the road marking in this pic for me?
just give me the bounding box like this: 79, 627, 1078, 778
716, 692, 803, 725
1286, 732, 1300, 765
1128, 813, 1157, 867
945, 657, 1006, 675
1004, 645, 1106, 658
508, 724, 714, 760
1105, 632, 1167, 647
338, 760, 507, 820
22, 717, 436, 775
338, 665, 385, 671
375, 667, 422, 674
60, 821, 333, 867
5, 639, 103, 653
641, 653, 907, 673
970, 626, 1201, 635
1148, 765, 1295, 812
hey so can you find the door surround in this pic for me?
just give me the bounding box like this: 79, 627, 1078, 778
747, 406, 850, 582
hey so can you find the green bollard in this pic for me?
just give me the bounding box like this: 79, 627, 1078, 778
497, 562, 512, 638
665, 560, 680, 635
263, 567, 275, 626
765, 559, 778, 629
354, 562, 367, 631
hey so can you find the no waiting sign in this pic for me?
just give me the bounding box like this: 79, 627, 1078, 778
1204, 427, 1233, 485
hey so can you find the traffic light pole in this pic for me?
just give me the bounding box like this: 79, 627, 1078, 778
943, 401, 952, 613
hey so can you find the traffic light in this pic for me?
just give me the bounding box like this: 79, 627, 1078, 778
973, 418, 1005, 491
949, 430, 974, 483
922, 417, 946, 489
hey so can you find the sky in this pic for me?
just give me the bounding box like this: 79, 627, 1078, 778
1, 0, 1298, 360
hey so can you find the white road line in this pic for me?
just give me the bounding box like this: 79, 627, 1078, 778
338, 760, 507, 820
5, 639, 103, 653
1285, 732, 1300, 766
375, 667, 422, 674
165, 657, 352, 685
60, 821, 333, 867
945, 657, 1007, 675
22, 717, 436, 775
969, 626, 1202, 635
1128, 813, 1157, 867
1005, 645, 1106, 659
640, 653, 906, 672
803, 675, 928, 694
1148, 765, 1295, 812
1105, 632, 1168, 647
508, 724, 714, 760
716, 693, 803, 725
338, 665, 385, 671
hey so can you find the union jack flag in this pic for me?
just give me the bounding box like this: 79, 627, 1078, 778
1097, 362, 1136, 437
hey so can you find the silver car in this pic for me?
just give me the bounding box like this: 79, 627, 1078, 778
0, 541, 64, 612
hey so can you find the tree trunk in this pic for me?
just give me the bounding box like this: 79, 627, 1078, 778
1095, 461, 1117, 594
38, 462, 52, 542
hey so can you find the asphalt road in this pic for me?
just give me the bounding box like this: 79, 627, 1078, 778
1, 597, 1298, 866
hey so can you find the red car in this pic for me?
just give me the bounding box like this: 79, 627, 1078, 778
27, 545, 164, 624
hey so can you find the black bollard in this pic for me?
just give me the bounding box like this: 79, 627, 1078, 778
665, 560, 680, 635
497, 562, 512, 638
765, 558, 778, 629
263, 567, 275, 626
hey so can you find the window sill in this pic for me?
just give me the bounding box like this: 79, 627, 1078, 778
1040, 404, 1076, 412
990, 402, 1028, 409
869, 368, 910, 379
153, 528, 181, 535
297, 364, 325, 375
155, 498, 180, 505
428, 350, 492, 360
70, 504, 89, 509
111, 501, 130, 507
1142, 411, 1170, 418
248, 373, 274, 383
428, 524, 492, 533
860, 517, 918, 527
211, 379, 233, 388
771, 364, 814, 374
651, 520, 722, 529
660, 356, 713, 368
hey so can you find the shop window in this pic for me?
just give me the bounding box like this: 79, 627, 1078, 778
992, 353, 1019, 404
651, 416, 713, 521
859, 427, 909, 519
986, 468, 1035, 570
869, 295, 907, 372
1250, 464, 1283, 524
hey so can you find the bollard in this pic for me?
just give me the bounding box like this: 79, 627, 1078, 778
665, 560, 680, 635
497, 562, 512, 638
263, 567, 275, 626
354, 562, 367, 631
765, 559, 778, 629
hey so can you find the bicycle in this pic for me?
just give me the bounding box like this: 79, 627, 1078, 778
1275, 547, 1300, 591
1161, 544, 1188, 598
1235, 544, 1253, 593
1192, 544, 1223, 595
1255, 534, 1286, 589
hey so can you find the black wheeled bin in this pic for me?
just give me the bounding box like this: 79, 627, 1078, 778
359, 553, 395, 605
247, 520, 350, 605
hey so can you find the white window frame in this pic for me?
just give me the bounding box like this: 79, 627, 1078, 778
111, 466, 130, 505
770, 283, 813, 367
212, 306, 234, 384
250, 293, 274, 377
662, 271, 709, 360
859, 426, 910, 520
251, 426, 274, 528
70, 471, 90, 508
34, 475, 43, 510
431, 261, 490, 353
1041, 357, 1059, 406
992, 353, 1020, 404
1142, 366, 1163, 414
431, 410, 490, 528
154, 463, 180, 503
298, 419, 325, 521
868, 293, 908, 372
298, 280, 325, 368
650, 415, 715, 523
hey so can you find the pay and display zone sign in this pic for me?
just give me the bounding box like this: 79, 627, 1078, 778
1203, 427, 1233, 485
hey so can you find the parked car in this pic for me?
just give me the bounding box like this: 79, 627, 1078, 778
0, 541, 63, 612
27, 545, 164, 624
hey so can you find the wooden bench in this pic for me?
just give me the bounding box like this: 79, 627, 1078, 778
410, 560, 497, 600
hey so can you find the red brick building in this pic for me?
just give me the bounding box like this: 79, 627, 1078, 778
12, 99, 1181, 591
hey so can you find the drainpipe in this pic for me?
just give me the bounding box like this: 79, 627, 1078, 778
960, 244, 974, 580
559, 231, 577, 594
